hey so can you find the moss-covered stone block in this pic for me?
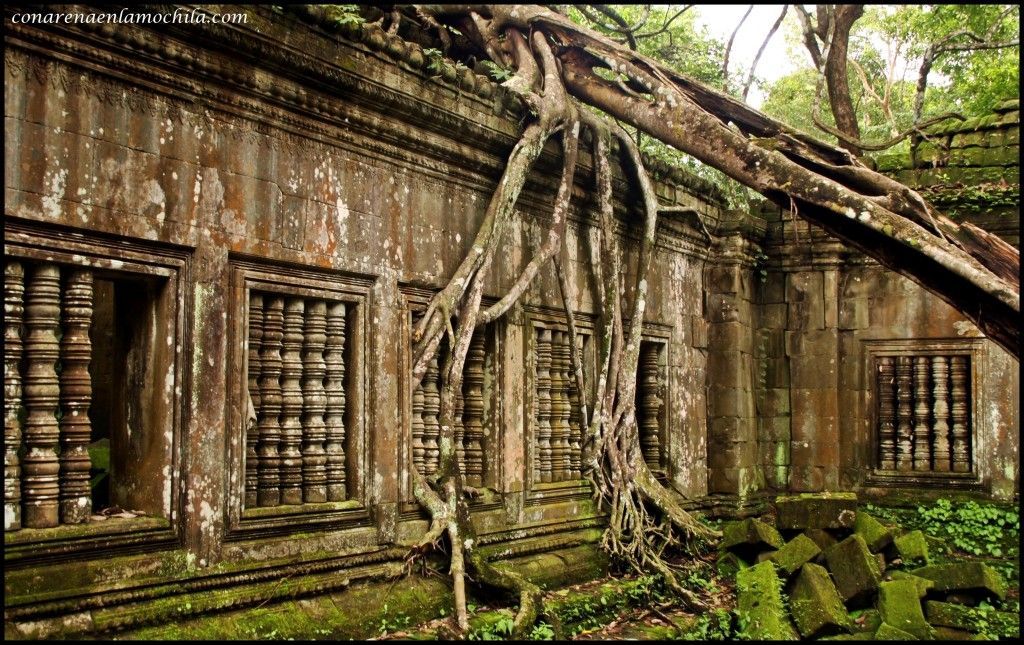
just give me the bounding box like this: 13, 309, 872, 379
877, 579, 933, 639
721, 518, 784, 561
925, 601, 1020, 637
892, 530, 929, 567
769, 534, 822, 576
775, 492, 858, 531
909, 563, 1007, 602
805, 528, 840, 552
790, 562, 852, 638
735, 561, 799, 641
873, 622, 919, 640
716, 551, 749, 579
854, 512, 893, 553
888, 571, 934, 598
825, 535, 882, 606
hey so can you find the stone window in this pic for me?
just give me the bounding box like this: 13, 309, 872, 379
531, 322, 590, 484
229, 261, 371, 533
636, 340, 667, 476
410, 324, 498, 488
5, 224, 184, 558
870, 342, 980, 481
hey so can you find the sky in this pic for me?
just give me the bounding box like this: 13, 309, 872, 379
693, 4, 805, 107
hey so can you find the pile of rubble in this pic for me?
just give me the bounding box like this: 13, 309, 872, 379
716, 493, 1018, 640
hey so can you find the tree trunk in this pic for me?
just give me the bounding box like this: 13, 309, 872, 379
823, 5, 865, 156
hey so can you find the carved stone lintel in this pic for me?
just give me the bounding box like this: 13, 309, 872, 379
5, 262, 25, 531
22, 264, 62, 528
59, 269, 93, 524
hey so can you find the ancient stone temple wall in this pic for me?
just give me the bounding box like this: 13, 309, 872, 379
4, 6, 720, 636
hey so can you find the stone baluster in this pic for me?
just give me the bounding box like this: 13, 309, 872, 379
301, 300, 328, 503
453, 340, 465, 475
558, 332, 575, 480
411, 382, 426, 474
22, 264, 62, 528
278, 298, 305, 505
876, 357, 897, 470
949, 356, 970, 473
324, 302, 348, 501
568, 335, 583, 480
421, 355, 441, 477
257, 296, 284, 507
535, 327, 553, 483
638, 343, 663, 471
912, 356, 931, 471
549, 330, 568, 481
4, 262, 25, 530
895, 356, 914, 472
245, 294, 263, 509
58, 270, 93, 524
462, 329, 486, 487
930, 356, 951, 473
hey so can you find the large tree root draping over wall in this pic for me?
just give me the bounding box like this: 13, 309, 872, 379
383, 4, 1020, 637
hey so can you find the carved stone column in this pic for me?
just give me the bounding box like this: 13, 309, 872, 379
535, 328, 553, 483
462, 330, 485, 487
324, 302, 348, 501
949, 356, 971, 473
22, 264, 62, 528
876, 357, 896, 470
245, 294, 263, 509
421, 355, 441, 477
4, 262, 25, 530
58, 269, 93, 524
257, 296, 284, 507
930, 356, 951, 472
912, 356, 931, 471
301, 300, 328, 503
549, 330, 569, 481
895, 356, 914, 472
638, 343, 663, 471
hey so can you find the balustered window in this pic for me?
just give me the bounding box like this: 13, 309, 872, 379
636, 340, 667, 475
232, 263, 370, 530
873, 352, 974, 475
410, 322, 497, 488
532, 323, 589, 484
4, 231, 183, 545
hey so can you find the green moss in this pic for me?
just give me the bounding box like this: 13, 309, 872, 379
854, 512, 894, 553
910, 563, 1007, 601
873, 622, 919, 640
925, 601, 1020, 638
789, 562, 852, 638
877, 579, 934, 639
735, 561, 799, 640
769, 534, 822, 576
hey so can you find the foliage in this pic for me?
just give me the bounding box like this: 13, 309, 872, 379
377, 603, 412, 636
916, 498, 1019, 558
681, 608, 734, 640
762, 4, 1019, 152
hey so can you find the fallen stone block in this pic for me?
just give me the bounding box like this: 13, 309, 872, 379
769, 533, 822, 576
887, 571, 934, 598
877, 579, 933, 639
776, 492, 858, 530
818, 632, 875, 640
804, 528, 840, 552
910, 563, 1007, 602
789, 562, 852, 638
825, 535, 882, 606
873, 622, 918, 640
925, 600, 1020, 637
716, 551, 748, 579
735, 561, 799, 640
891, 530, 929, 567
853, 512, 893, 552
930, 626, 976, 641
722, 518, 784, 561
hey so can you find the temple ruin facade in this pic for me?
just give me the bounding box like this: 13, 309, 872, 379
3, 6, 1018, 638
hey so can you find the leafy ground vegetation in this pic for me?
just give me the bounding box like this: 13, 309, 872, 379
369, 497, 1018, 640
